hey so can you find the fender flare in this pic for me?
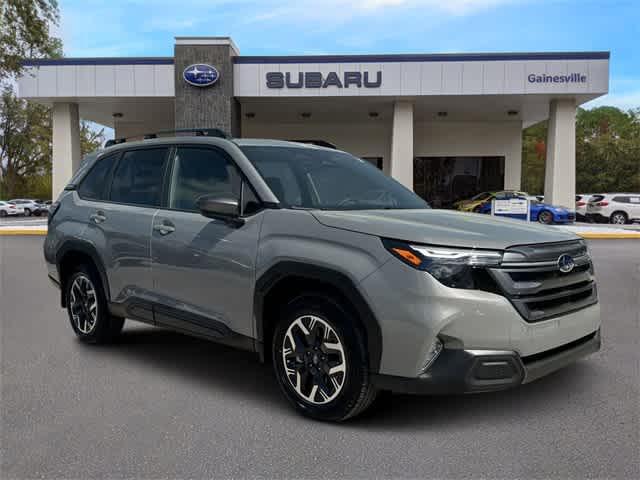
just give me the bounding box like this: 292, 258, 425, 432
56, 239, 111, 307
254, 261, 383, 373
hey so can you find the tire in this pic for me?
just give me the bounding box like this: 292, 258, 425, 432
23, 208, 31, 217
34, 210, 41, 217
272, 294, 377, 422
65, 264, 124, 344
538, 210, 553, 224
472, 205, 482, 213
610, 211, 628, 225
0, 210, 6, 218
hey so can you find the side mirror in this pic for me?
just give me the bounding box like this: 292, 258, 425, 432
196, 194, 244, 227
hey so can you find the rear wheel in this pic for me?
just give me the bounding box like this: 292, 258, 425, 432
538, 210, 553, 224
23, 208, 31, 217
0, 210, 6, 218
610, 211, 627, 224
65, 265, 124, 343
472, 205, 482, 213
272, 295, 377, 422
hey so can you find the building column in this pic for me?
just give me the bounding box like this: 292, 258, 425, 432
504, 123, 523, 190
390, 101, 414, 189
52, 103, 81, 200
544, 99, 576, 208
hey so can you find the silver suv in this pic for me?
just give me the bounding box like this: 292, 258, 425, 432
45, 134, 601, 421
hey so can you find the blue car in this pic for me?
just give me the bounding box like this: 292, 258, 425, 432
477, 196, 575, 224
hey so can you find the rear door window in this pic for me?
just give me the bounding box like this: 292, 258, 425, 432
110, 148, 170, 207
612, 196, 629, 203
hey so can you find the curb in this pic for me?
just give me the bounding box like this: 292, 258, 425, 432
0, 229, 48, 236
575, 232, 640, 239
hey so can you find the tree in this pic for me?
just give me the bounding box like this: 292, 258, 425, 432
0, 87, 104, 198
0, 86, 51, 197
522, 106, 640, 195
0, 0, 61, 81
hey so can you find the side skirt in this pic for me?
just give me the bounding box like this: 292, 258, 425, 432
108, 299, 257, 353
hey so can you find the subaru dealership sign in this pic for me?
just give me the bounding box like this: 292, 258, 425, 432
266, 71, 382, 89
183, 64, 219, 87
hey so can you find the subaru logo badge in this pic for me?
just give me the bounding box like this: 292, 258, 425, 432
557, 254, 575, 273
183, 64, 219, 87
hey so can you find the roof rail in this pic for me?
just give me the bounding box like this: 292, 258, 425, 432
103, 128, 230, 148
154, 128, 230, 139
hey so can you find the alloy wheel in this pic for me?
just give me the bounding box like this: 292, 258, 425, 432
611, 213, 626, 224
69, 275, 98, 334
539, 211, 552, 224
281, 315, 347, 405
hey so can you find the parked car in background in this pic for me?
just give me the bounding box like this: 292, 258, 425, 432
575, 194, 593, 221
8, 199, 45, 216
477, 194, 575, 224
34, 199, 52, 214
455, 190, 528, 212
586, 193, 640, 224
0, 201, 25, 217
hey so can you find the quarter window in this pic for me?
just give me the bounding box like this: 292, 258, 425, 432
78, 154, 116, 200
168, 147, 241, 212
109, 148, 169, 207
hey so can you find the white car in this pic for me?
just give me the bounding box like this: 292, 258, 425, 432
8, 199, 44, 216
0, 201, 25, 217
586, 193, 640, 224
575, 194, 593, 221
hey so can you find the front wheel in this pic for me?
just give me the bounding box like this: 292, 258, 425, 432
0, 210, 6, 218
538, 210, 553, 224
65, 265, 124, 343
272, 295, 377, 422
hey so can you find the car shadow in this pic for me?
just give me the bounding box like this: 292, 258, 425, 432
94, 325, 288, 411
95, 325, 601, 430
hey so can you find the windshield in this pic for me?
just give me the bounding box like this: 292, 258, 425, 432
470, 192, 491, 201
240, 146, 429, 210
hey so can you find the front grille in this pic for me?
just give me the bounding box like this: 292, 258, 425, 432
489, 240, 598, 322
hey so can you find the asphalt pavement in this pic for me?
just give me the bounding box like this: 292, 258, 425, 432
1, 236, 638, 479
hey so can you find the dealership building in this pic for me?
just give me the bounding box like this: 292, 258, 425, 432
18, 37, 609, 208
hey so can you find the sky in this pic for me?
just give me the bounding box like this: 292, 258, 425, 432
56, 0, 639, 110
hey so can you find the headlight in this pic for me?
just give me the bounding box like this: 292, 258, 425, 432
382, 239, 503, 289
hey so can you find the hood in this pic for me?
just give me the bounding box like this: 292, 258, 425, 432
311, 209, 578, 250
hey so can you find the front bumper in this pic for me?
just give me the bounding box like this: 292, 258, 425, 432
554, 213, 576, 223
372, 329, 600, 394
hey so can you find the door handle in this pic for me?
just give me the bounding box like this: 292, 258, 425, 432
153, 223, 175, 236
89, 211, 106, 224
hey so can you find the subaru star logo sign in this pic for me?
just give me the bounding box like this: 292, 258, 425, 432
183, 63, 219, 87
557, 254, 575, 273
